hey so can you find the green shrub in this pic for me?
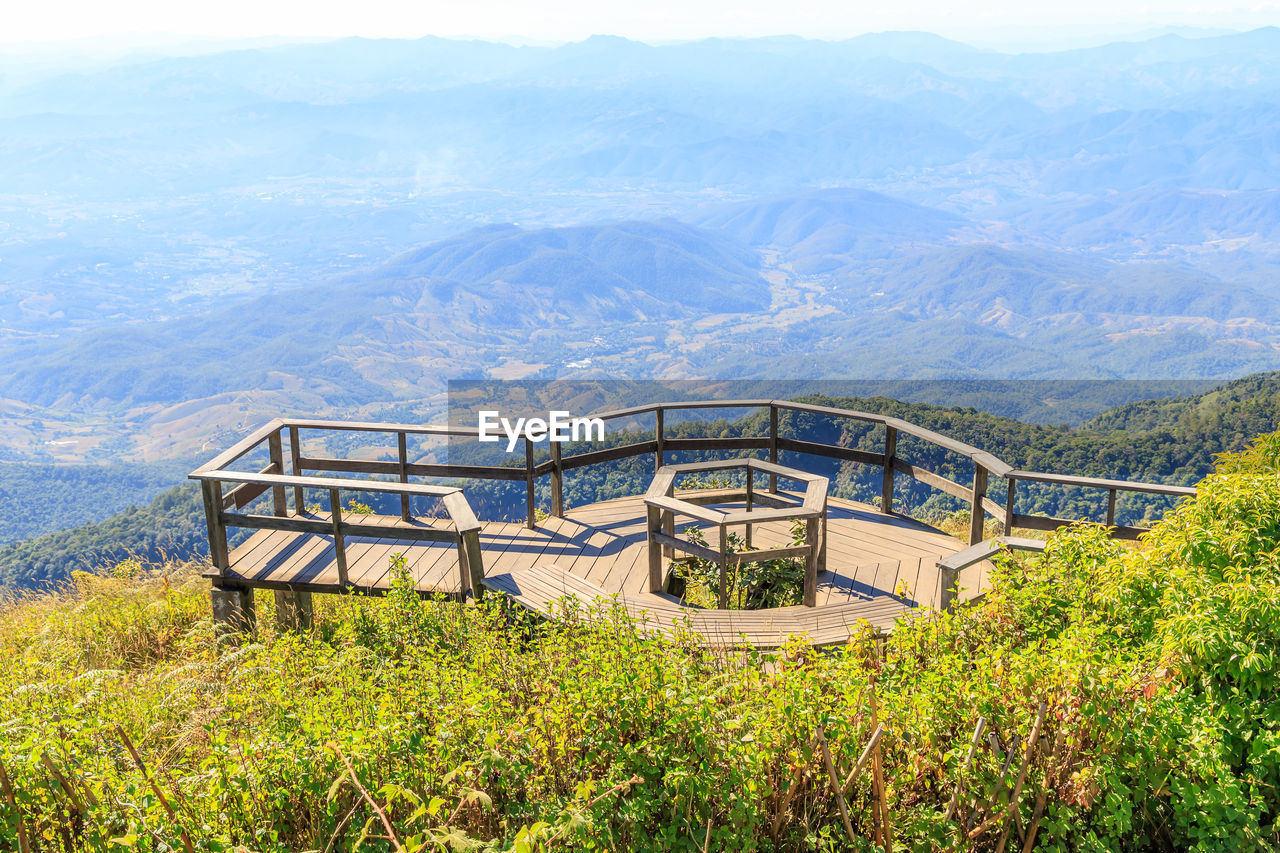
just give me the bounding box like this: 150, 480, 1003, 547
3, 433, 1280, 850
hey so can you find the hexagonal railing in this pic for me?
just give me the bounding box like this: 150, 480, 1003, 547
643, 458, 829, 608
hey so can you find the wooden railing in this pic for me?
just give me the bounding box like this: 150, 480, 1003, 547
192, 401, 1198, 561
192, 431, 485, 596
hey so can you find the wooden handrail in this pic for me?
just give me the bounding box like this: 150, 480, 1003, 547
193, 469, 463, 498
195, 398, 1198, 545
937, 536, 1047, 611
1003, 469, 1196, 497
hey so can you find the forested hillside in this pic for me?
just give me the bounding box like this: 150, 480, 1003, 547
0, 485, 213, 588
5, 374, 1278, 589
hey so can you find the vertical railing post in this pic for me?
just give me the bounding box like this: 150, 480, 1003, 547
744, 468, 754, 550
329, 488, 348, 586
551, 440, 563, 517
288, 425, 304, 514
768, 404, 779, 493
717, 522, 729, 609
397, 431, 410, 521
655, 407, 665, 472
1004, 477, 1016, 535
969, 464, 988, 546
881, 425, 897, 514
1106, 488, 1117, 528
267, 429, 287, 517
463, 529, 485, 599
803, 515, 819, 607
662, 475, 675, 559
524, 437, 536, 529
456, 529, 485, 600
201, 479, 229, 575
939, 560, 958, 612
646, 504, 663, 593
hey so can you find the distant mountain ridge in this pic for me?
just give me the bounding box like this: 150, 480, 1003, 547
5, 185, 1280, 423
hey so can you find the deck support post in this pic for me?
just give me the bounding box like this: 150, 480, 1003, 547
211, 585, 255, 634
717, 523, 729, 609
880, 426, 897, 514
201, 480, 229, 576
329, 489, 348, 585
267, 430, 288, 516
459, 529, 485, 600
969, 464, 988, 546
397, 431, 411, 521
803, 516, 819, 607
1105, 488, 1117, 528
1004, 477, 1017, 536
273, 589, 313, 632
524, 438, 537, 529
646, 505, 664, 593
768, 404, 779, 494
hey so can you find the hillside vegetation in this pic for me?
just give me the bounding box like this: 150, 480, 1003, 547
2, 430, 1280, 850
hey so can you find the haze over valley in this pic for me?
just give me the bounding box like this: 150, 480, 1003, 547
4, 28, 1280, 465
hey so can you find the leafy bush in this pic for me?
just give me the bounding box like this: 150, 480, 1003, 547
3, 433, 1280, 850
674, 522, 808, 610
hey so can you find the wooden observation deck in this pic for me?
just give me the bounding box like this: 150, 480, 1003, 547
193, 400, 1196, 646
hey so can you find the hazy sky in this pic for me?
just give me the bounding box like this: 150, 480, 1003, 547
7, 0, 1280, 48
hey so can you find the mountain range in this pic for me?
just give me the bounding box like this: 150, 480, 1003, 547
3, 29, 1280, 465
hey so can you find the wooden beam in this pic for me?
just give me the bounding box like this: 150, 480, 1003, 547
768, 403, 779, 494
775, 437, 883, 467
656, 406, 665, 471
397, 431, 410, 521
459, 528, 484, 600
881, 425, 897, 514
196, 469, 463, 498
329, 488, 347, 586
969, 464, 988, 546
892, 458, 973, 502
803, 516, 818, 607
1003, 469, 1196, 497
650, 530, 721, 563
1011, 513, 1148, 540
663, 436, 770, 452
647, 504, 664, 593
221, 512, 460, 542
717, 524, 729, 609
645, 495, 729, 524
441, 492, 482, 534
300, 456, 528, 482
267, 430, 287, 517
559, 440, 657, 472
288, 425, 304, 514
551, 440, 563, 517
1004, 477, 1016, 536
525, 437, 536, 529
201, 480, 228, 575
